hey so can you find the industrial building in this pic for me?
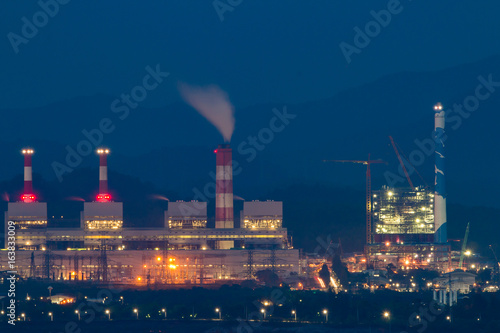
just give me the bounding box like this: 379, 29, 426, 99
1, 145, 300, 284
364, 104, 450, 271
372, 186, 434, 244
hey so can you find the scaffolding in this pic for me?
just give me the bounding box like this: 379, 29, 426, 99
372, 186, 434, 237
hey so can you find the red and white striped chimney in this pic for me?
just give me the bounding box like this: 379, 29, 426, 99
215, 144, 234, 229
21, 148, 36, 203
96, 148, 111, 202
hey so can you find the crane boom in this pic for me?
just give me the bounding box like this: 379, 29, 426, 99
458, 222, 470, 269
324, 154, 386, 245
389, 136, 414, 188
393, 140, 429, 189
490, 245, 500, 269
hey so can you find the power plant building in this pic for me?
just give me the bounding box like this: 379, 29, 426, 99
372, 186, 434, 244
1, 146, 300, 284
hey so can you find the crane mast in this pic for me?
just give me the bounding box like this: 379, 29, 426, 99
458, 222, 470, 270
324, 154, 386, 245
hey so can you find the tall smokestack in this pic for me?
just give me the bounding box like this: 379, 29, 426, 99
215, 144, 234, 228
433, 103, 447, 243
21, 148, 36, 203
96, 148, 111, 202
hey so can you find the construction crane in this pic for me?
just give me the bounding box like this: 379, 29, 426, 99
324, 154, 386, 244
458, 222, 470, 270
490, 245, 500, 270
388, 136, 429, 189
389, 136, 414, 188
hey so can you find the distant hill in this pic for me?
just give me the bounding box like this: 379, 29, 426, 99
0, 55, 499, 208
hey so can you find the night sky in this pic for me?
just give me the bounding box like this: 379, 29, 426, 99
2, 1, 500, 108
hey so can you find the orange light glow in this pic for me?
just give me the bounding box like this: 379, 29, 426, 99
157, 257, 161, 261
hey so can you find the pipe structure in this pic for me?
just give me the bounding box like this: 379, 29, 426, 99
21, 148, 36, 203
215, 144, 234, 229
96, 148, 111, 202
433, 103, 447, 243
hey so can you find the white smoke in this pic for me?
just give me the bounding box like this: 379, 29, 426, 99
179, 83, 235, 142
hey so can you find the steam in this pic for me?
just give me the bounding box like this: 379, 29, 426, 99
65, 196, 85, 201
179, 83, 235, 142
149, 194, 170, 201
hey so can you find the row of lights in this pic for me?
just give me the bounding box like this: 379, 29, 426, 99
9, 308, 466, 325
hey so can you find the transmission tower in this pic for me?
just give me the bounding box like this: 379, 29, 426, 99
246, 249, 254, 279
29, 251, 35, 278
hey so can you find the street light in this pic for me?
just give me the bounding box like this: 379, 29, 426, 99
261, 308, 266, 320
75, 310, 80, 321
323, 309, 328, 322
120, 296, 124, 305
105, 309, 111, 320
133, 308, 139, 319
21, 313, 25, 321
48, 312, 53, 321
215, 308, 221, 320
291, 310, 297, 321
162, 308, 167, 319
383, 311, 392, 333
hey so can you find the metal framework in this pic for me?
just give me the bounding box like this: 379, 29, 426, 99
324, 154, 386, 244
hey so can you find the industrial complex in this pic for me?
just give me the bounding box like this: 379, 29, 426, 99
1, 144, 299, 284
0, 104, 495, 296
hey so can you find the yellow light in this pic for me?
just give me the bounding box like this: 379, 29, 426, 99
137, 277, 142, 281
388, 191, 393, 196
157, 257, 161, 261
434, 103, 443, 111
143, 265, 147, 268
169, 264, 177, 269
383, 311, 390, 318
465, 250, 471, 256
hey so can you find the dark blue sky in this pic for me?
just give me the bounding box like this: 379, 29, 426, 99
1, 0, 500, 108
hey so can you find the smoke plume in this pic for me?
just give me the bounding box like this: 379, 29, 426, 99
179, 83, 235, 142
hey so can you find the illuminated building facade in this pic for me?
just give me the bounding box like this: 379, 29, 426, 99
81, 201, 124, 249
372, 186, 435, 243
4, 202, 47, 250
166, 201, 207, 229
242, 201, 283, 230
